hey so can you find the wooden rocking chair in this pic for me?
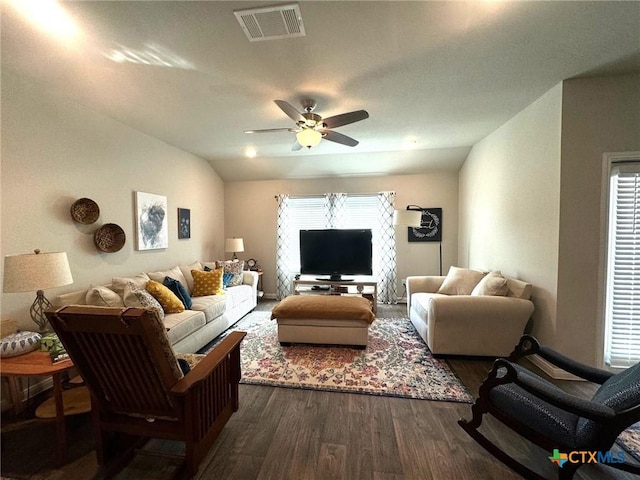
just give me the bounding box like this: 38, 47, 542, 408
45, 305, 246, 478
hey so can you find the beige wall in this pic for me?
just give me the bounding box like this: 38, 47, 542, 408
556, 74, 640, 364
1, 71, 225, 330
459, 74, 640, 366
459, 83, 562, 348
224, 173, 459, 297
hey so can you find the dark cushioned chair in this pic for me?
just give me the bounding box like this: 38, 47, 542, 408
46, 305, 246, 478
459, 334, 640, 480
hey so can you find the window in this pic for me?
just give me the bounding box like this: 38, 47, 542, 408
275, 192, 397, 303
605, 160, 640, 368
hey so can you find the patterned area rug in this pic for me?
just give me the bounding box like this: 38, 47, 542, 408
618, 422, 640, 463
203, 311, 473, 403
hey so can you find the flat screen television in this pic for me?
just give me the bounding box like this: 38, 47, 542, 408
299, 229, 372, 281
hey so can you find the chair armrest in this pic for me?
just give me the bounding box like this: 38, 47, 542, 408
172, 331, 246, 395
509, 335, 613, 384
492, 359, 616, 422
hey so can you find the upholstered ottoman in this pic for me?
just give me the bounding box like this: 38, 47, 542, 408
271, 295, 375, 348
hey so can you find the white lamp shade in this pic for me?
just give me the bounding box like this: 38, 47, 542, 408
296, 128, 322, 148
3, 251, 73, 293
225, 238, 244, 253
393, 209, 422, 227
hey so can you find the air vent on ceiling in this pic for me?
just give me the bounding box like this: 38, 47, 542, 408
234, 3, 305, 42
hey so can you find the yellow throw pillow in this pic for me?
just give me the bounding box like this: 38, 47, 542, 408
191, 269, 224, 297
146, 280, 185, 313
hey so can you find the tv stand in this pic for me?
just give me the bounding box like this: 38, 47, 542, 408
316, 276, 354, 282
292, 276, 378, 314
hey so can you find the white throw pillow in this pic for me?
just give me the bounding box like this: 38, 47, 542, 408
111, 273, 150, 297
122, 281, 164, 321
179, 261, 202, 293
85, 285, 125, 307
147, 266, 188, 290
471, 271, 509, 296
437, 267, 486, 295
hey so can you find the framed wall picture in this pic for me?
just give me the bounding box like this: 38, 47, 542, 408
408, 207, 442, 242
135, 191, 168, 250
178, 208, 191, 239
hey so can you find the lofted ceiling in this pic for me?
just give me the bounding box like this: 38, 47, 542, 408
2, 1, 639, 182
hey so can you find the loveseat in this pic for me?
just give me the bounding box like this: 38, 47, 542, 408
55, 261, 258, 353
406, 267, 534, 357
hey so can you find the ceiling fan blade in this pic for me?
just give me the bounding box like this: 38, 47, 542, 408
322, 130, 359, 147
244, 127, 299, 134
322, 110, 369, 129
274, 100, 304, 123
292, 140, 303, 151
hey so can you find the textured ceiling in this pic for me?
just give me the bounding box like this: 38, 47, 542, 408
2, 1, 639, 181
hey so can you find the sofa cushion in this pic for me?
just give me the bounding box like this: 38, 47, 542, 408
192, 269, 224, 297
85, 285, 125, 307
190, 295, 227, 322
179, 261, 202, 293
146, 280, 185, 314
147, 266, 188, 291
471, 271, 509, 297
122, 281, 164, 321
163, 276, 193, 309
411, 292, 445, 320
163, 310, 206, 345
112, 273, 150, 297
437, 267, 485, 295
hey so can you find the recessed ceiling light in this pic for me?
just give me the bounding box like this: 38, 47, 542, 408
245, 148, 257, 158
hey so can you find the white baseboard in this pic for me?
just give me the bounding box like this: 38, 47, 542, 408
527, 354, 584, 381
1, 376, 53, 412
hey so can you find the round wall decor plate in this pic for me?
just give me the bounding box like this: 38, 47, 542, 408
70, 198, 100, 224
94, 223, 126, 253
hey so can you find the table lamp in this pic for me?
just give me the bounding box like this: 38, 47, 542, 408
225, 238, 244, 261
3, 249, 74, 332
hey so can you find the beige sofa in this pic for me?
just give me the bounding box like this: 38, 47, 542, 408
55, 261, 258, 354
406, 268, 534, 356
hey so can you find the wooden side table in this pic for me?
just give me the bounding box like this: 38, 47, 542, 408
0, 350, 90, 466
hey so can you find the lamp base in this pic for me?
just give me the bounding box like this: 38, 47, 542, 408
30, 290, 52, 333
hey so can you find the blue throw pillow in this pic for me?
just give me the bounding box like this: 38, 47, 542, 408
223, 272, 234, 289
163, 276, 193, 309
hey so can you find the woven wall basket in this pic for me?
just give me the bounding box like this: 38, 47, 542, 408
94, 223, 126, 253
70, 198, 100, 224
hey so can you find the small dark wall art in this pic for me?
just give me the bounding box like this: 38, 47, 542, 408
178, 208, 191, 239
408, 208, 442, 242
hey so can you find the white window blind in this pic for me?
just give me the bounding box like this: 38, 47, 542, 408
285, 194, 381, 274
605, 162, 640, 368
283, 196, 326, 274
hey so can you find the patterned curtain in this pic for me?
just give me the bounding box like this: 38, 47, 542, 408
325, 192, 346, 227
376, 191, 397, 304
275, 191, 397, 304
275, 194, 293, 300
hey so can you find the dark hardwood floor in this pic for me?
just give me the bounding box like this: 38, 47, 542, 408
1, 302, 637, 480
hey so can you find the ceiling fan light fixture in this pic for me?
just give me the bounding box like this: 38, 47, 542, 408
296, 128, 322, 149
